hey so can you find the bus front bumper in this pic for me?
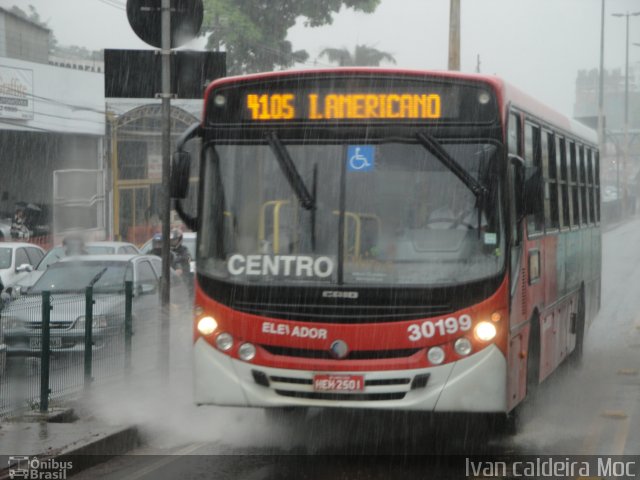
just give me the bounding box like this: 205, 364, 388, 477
193, 338, 507, 412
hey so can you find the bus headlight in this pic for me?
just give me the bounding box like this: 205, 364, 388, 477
478, 91, 491, 105
215, 332, 233, 351
454, 338, 472, 356
197, 316, 217, 336
427, 346, 445, 365
474, 321, 497, 342
238, 343, 256, 361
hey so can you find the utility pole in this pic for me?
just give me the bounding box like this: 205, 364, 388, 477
612, 10, 640, 214
597, 0, 605, 150
448, 0, 461, 71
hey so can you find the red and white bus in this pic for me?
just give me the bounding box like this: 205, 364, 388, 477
171, 69, 601, 424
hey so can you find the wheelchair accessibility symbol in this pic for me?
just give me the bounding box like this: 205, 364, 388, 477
347, 145, 375, 172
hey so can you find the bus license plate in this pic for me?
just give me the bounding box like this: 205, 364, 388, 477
313, 374, 364, 392
30, 337, 62, 349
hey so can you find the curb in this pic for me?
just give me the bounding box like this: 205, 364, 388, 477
0, 425, 139, 480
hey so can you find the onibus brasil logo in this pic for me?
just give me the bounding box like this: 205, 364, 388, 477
8, 456, 73, 479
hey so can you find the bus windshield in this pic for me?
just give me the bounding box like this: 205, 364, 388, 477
198, 139, 505, 286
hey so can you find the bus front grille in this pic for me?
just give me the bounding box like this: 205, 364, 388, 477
260, 345, 421, 360
231, 302, 452, 323
274, 390, 406, 401
251, 370, 429, 403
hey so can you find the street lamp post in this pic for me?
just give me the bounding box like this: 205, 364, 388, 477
612, 11, 640, 214
598, 0, 605, 149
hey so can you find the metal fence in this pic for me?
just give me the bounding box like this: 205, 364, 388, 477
0, 282, 136, 417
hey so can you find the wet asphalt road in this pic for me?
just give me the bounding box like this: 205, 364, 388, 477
72, 219, 640, 479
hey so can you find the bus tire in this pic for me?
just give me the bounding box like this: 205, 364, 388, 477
487, 411, 520, 435
0, 349, 6, 378
568, 289, 586, 368
264, 407, 308, 424
526, 313, 541, 401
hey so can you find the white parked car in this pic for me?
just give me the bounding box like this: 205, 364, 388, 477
10, 241, 140, 292
0, 218, 11, 241
0, 242, 46, 288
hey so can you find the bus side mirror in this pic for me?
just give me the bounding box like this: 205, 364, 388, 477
171, 150, 191, 199
170, 122, 202, 200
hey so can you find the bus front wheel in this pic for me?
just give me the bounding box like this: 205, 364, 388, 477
526, 313, 541, 400
568, 289, 586, 368
263, 407, 308, 424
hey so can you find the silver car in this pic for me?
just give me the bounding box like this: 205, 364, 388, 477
11, 241, 140, 292
0, 218, 11, 241
2, 254, 187, 355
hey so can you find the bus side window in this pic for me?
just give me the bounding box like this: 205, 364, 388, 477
508, 162, 521, 291
542, 130, 559, 230
595, 152, 601, 222
558, 137, 570, 228
524, 122, 543, 236
508, 112, 521, 156
586, 149, 595, 224
568, 141, 579, 228
578, 145, 588, 226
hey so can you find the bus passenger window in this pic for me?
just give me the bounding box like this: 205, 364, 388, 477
578, 145, 588, 225
587, 149, 595, 224
557, 137, 570, 228
508, 112, 521, 156
524, 122, 543, 236
569, 141, 579, 227
595, 152, 601, 222
542, 131, 559, 230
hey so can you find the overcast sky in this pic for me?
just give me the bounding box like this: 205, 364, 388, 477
2, 0, 639, 117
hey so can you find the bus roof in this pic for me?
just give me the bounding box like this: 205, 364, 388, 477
203, 68, 597, 145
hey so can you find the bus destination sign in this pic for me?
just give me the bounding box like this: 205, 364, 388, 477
246, 92, 443, 121
207, 76, 498, 125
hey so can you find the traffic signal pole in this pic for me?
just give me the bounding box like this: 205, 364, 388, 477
160, 0, 171, 308
160, 0, 172, 375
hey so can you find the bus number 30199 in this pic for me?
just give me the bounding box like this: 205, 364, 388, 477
407, 315, 472, 341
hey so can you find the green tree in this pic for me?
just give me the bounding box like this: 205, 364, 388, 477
319, 44, 396, 67
202, 0, 380, 74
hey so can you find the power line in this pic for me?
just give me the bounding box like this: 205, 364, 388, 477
0, 118, 60, 133
95, 0, 126, 11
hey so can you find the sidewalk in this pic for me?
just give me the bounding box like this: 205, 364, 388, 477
0, 411, 138, 479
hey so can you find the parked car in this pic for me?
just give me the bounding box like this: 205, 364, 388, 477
0, 314, 6, 376
13, 241, 140, 292
0, 242, 46, 288
2, 254, 188, 355
37, 241, 140, 271
0, 217, 11, 241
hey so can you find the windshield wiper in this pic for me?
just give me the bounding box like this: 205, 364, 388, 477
415, 132, 488, 199
266, 132, 315, 211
